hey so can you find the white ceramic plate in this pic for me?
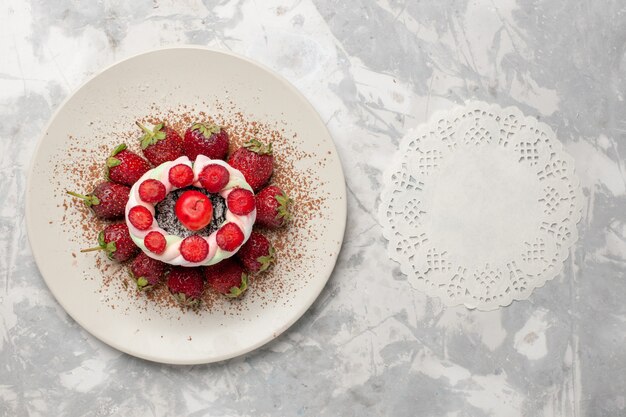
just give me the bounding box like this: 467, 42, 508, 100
25, 47, 346, 364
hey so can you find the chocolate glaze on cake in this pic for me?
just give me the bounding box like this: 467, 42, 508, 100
155, 187, 227, 238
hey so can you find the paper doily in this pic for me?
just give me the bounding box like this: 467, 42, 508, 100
379, 101, 583, 310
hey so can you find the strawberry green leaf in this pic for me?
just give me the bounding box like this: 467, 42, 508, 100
140, 134, 154, 149
102, 240, 117, 259
105, 241, 116, 254
97, 231, 106, 247
275, 192, 293, 221
173, 292, 200, 308
106, 157, 121, 168
110, 143, 127, 157
243, 139, 272, 155
129, 270, 150, 291
192, 123, 221, 138
227, 273, 249, 298
138, 122, 167, 148
257, 246, 275, 273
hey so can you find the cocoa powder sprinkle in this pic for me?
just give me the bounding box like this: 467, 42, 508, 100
54, 101, 333, 317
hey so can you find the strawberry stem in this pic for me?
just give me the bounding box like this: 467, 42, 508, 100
66, 191, 99, 206
80, 246, 105, 253
135, 121, 152, 135
66, 191, 88, 200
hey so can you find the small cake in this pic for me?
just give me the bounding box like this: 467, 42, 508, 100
125, 155, 256, 266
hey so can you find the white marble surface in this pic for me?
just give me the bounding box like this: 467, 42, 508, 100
1, 0, 626, 416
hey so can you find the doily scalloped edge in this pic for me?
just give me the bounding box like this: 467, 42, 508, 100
379, 101, 584, 311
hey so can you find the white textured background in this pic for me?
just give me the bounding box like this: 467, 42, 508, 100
1, 0, 626, 416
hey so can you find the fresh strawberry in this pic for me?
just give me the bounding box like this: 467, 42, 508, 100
237, 231, 275, 273
106, 144, 151, 186
226, 188, 255, 215
183, 123, 229, 160
66, 181, 130, 220
81, 223, 138, 262
167, 266, 204, 307
175, 190, 213, 231
137, 122, 183, 166
138, 179, 166, 203
180, 235, 209, 262
128, 206, 153, 230
227, 139, 274, 191
168, 164, 194, 188
216, 223, 244, 251
130, 252, 167, 291
144, 231, 167, 254
198, 164, 230, 193
205, 258, 248, 298
255, 185, 293, 229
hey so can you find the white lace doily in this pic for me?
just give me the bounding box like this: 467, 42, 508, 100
379, 101, 583, 310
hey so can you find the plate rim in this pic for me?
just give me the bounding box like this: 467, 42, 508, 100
25, 45, 347, 364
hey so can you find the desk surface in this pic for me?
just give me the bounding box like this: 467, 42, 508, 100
1, 1, 625, 416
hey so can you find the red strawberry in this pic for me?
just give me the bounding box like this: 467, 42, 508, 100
216, 223, 244, 251
130, 252, 167, 291
128, 206, 153, 230
81, 223, 139, 262
167, 267, 204, 307
137, 122, 183, 166
180, 235, 209, 262
138, 179, 166, 203
255, 185, 293, 229
198, 164, 230, 193
168, 164, 194, 188
144, 231, 167, 254
106, 144, 151, 186
226, 188, 255, 215
66, 181, 130, 220
227, 139, 273, 191
205, 258, 248, 298
175, 191, 213, 231
237, 231, 275, 273
183, 123, 229, 160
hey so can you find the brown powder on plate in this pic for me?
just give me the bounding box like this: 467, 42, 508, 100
54, 101, 333, 316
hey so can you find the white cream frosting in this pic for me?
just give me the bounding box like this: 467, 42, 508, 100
125, 155, 256, 266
